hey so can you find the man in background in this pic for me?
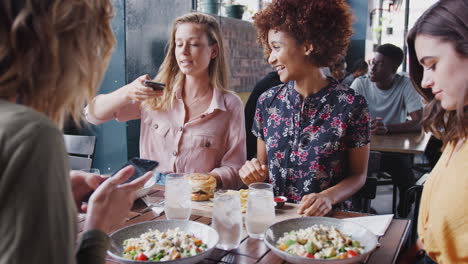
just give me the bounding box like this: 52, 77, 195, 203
351, 43, 423, 217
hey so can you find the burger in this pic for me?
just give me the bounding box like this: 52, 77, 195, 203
189, 173, 217, 201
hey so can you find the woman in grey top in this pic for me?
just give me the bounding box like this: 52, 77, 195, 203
0, 0, 151, 263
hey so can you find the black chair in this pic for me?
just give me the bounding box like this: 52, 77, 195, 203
353, 177, 378, 213
352, 151, 381, 213
402, 173, 429, 244
376, 171, 398, 215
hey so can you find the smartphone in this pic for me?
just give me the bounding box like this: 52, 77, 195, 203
111, 157, 159, 183
82, 158, 158, 203
144, 80, 166, 91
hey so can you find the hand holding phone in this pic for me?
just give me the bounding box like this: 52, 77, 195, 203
111, 158, 159, 183
144, 80, 166, 91
81, 158, 158, 203
83, 165, 154, 233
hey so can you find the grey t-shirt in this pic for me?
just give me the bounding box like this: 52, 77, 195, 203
350, 74, 422, 124
342, 74, 355, 87
0, 100, 108, 264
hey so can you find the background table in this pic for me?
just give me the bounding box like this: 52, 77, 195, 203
77, 188, 410, 264
371, 133, 431, 154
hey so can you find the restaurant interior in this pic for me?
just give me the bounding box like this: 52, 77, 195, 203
4, 0, 464, 263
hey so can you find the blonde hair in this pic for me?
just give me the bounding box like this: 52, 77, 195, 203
0, 0, 116, 128
147, 12, 230, 111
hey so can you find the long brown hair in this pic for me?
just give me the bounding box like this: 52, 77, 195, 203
147, 12, 230, 111
0, 0, 116, 128
407, 0, 468, 145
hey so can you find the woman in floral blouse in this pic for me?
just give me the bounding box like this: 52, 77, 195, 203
239, 0, 371, 216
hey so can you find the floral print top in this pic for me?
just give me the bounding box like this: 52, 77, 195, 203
253, 79, 370, 203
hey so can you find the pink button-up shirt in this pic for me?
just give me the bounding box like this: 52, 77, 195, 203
86, 88, 246, 189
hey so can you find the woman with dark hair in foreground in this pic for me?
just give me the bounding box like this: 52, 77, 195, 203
401, 0, 468, 263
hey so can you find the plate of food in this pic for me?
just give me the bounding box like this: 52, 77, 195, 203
264, 217, 378, 264
108, 220, 219, 263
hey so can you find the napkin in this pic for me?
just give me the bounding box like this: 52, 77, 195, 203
141, 195, 165, 216
343, 214, 394, 236
151, 206, 165, 216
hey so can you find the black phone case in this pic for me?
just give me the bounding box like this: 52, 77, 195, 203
111, 158, 159, 183
144, 80, 165, 90
83, 158, 158, 202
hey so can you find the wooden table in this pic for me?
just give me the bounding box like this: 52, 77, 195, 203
78, 188, 410, 264
370, 133, 431, 154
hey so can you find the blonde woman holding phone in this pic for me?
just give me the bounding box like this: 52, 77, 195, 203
86, 13, 246, 190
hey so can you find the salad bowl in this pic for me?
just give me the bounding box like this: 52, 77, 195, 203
108, 220, 219, 263
264, 217, 378, 264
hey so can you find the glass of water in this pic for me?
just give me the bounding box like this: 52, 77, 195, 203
212, 190, 242, 250
164, 173, 191, 220
246, 183, 275, 240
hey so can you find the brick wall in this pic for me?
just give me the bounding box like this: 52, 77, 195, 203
218, 16, 272, 93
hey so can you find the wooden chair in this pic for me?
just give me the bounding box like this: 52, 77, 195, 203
63, 134, 96, 170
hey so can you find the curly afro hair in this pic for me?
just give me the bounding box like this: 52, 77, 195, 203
253, 0, 354, 67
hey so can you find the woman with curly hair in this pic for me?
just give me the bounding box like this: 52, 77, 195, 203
239, 0, 370, 216
400, 0, 468, 263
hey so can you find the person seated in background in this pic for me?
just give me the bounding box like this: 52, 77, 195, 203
400, 0, 468, 263
239, 0, 370, 217
351, 44, 423, 134
342, 59, 368, 86
0, 0, 153, 263
245, 71, 282, 160
86, 13, 246, 190
351, 43, 424, 217
329, 55, 347, 82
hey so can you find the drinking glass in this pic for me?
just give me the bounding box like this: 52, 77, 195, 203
212, 190, 242, 250
164, 173, 191, 220
245, 183, 275, 240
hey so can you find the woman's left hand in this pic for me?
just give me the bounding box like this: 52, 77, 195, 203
297, 192, 333, 216
70, 170, 108, 211
84, 166, 152, 233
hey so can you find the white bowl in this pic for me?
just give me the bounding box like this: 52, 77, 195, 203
264, 217, 378, 264
108, 220, 219, 264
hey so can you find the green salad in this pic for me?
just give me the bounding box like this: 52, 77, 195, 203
276, 224, 364, 259
123, 227, 207, 261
